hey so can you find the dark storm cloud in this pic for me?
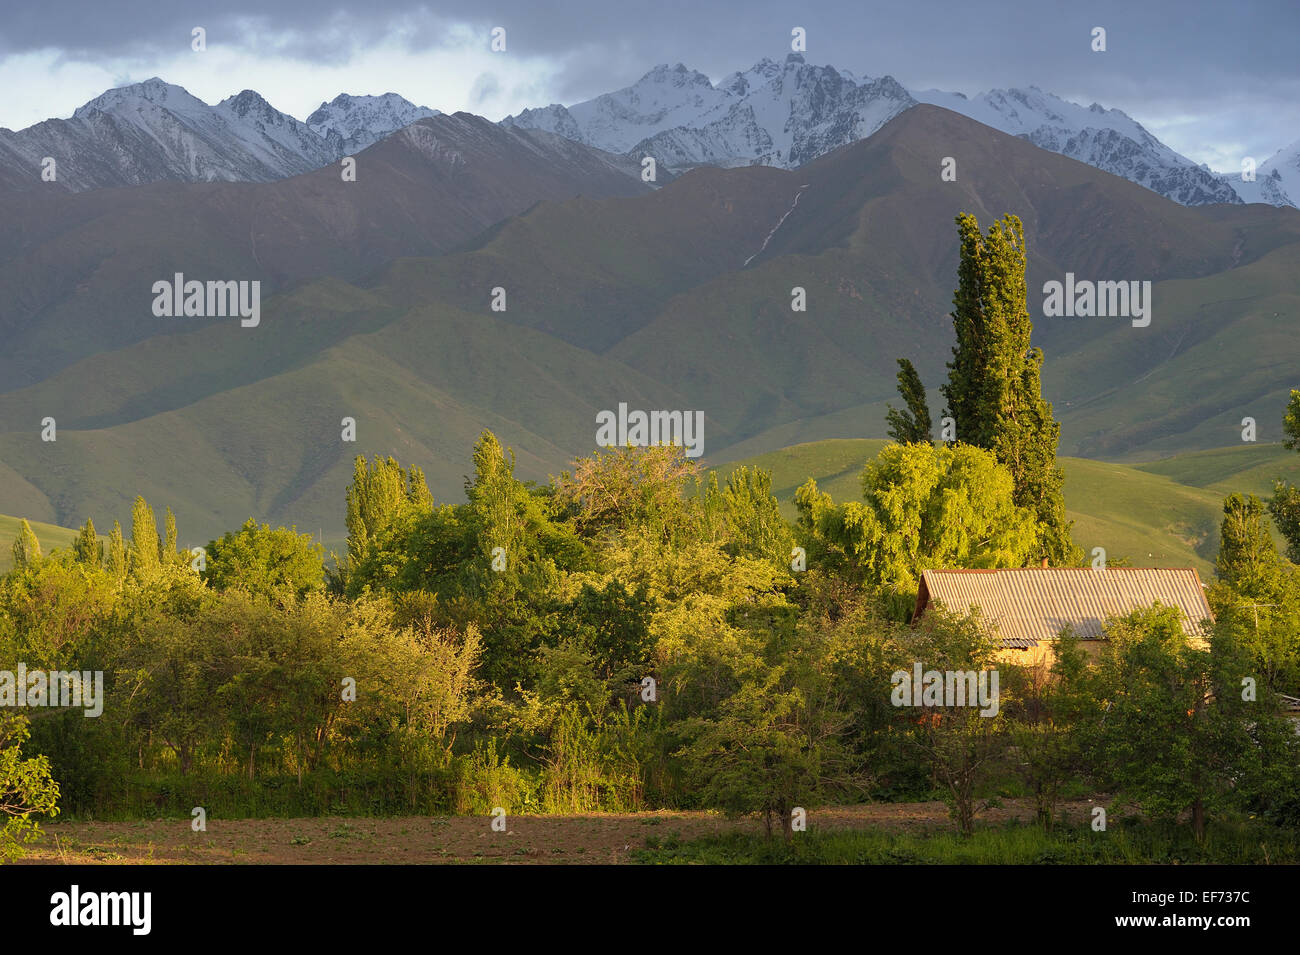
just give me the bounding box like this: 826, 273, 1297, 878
6, 0, 1294, 85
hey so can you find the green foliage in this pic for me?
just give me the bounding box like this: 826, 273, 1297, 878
941, 213, 1076, 564
1283, 389, 1300, 451
891, 609, 1008, 835
73, 519, 101, 567
0, 714, 61, 862
129, 496, 160, 577
11, 519, 41, 570
204, 518, 325, 600
1085, 605, 1293, 842
1216, 493, 1285, 597
4, 425, 1297, 842
885, 358, 932, 445
796, 442, 1038, 610
1267, 480, 1300, 564
634, 818, 1300, 865
106, 521, 126, 581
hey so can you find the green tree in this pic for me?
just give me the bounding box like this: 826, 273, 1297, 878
10, 519, 41, 569
940, 213, 1075, 563
677, 606, 856, 841
128, 496, 159, 577
1267, 390, 1300, 561
893, 609, 1009, 835
1088, 605, 1274, 842
344, 455, 433, 579
203, 519, 325, 600
73, 518, 101, 567
1216, 493, 1285, 597
885, 358, 933, 444
106, 521, 127, 581
162, 507, 179, 565
1267, 482, 1300, 564
720, 467, 795, 568
796, 442, 1038, 615
0, 715, 61, 862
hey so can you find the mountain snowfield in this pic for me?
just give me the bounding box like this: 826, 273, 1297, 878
1217, 137, 1300, 207
307, 93, 439, 156
0, 79, 438, 191
504, 53, 1257, 208
0, 57, 1291, 208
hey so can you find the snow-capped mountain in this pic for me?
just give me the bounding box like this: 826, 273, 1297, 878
306, 93, 439, 156
0, 79, 334, 191
0, 80, 436, 192
504, 55, 915, 170
504, 54, 1258, 207
1217, 137, 1300, 207
1, 64, 1290, 210
914, 86, 1241, 206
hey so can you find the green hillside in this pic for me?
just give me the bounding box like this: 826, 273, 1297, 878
715, 439, 1300, 577
2, 104, 1298, 539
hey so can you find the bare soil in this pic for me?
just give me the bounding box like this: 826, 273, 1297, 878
18, 798, 1099, 864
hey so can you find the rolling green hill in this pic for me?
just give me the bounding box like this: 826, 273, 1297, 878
2, 104, 1298, 540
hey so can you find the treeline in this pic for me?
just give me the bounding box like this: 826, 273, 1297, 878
1, 432, 1298, 851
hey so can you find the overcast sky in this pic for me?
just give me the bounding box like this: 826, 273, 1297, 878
1, 0, 1295, 172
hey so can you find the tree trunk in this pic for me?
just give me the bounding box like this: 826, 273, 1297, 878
1191, 797, 1206, 843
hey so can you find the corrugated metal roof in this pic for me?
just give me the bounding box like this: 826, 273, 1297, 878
914, 567, 1213, 647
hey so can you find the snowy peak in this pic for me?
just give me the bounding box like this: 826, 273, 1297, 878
1218, 136, 1300, 207
71, 77, 209, 120
504, 56, 1257, 208
1, 81, 444, 192
507, 54, 915, 171
910, 83, 1241, 205
306, 93, 439, 155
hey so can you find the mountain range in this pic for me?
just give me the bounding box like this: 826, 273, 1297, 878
3, 55, 1289, 210
1, 101, 1297, 542
0, 79, 439, 192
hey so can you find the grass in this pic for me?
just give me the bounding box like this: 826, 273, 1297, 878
633, 820, 1300, 865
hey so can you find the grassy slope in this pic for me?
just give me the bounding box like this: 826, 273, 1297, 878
714, 439, 1300, 576
2, 108, 1297, 538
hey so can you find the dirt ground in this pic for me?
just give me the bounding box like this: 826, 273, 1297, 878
17, 799, 1099, 864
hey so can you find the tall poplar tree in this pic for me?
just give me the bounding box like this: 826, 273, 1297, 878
74, 518, 101, 566
885, 358, 933, 445
1217, 493, 1284, 597
107, 521, 127, 580
11, 519, 41, 568
129, 496, 159, 575
162, 507, 179, 564
941, 213, 1075, 563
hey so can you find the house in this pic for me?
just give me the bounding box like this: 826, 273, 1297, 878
911, 566, 1214, 665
